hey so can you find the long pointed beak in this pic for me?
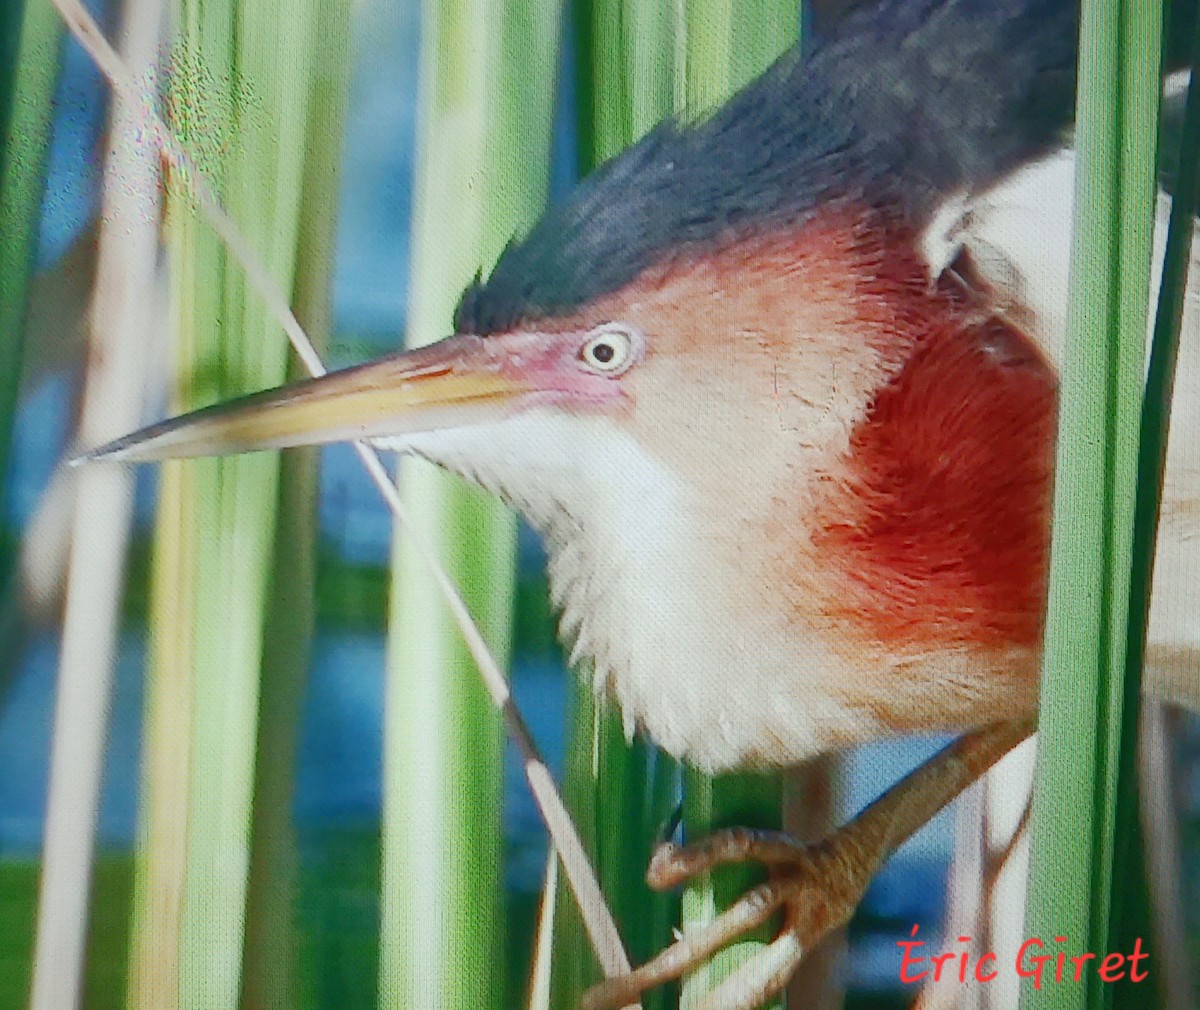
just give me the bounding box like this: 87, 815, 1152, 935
74, 335, 532, 464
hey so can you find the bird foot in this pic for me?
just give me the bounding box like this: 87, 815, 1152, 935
581, 826, 874, 1010
581, 723, 1035, 1010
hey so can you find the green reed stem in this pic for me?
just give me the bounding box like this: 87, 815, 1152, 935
0, 0, 60, 550
380, 1, 559, 1007
240, 10, 352, 1007
128, 1, 327, 1007
1022, 4, 1163, 1009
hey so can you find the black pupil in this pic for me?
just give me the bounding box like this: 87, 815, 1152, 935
592, 341, 615, 364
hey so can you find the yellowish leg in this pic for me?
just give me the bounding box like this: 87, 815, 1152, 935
582, 718, 1036, 1010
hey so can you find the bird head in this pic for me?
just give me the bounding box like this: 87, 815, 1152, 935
81, 0, 1076, 504
79, 0, 1077, 765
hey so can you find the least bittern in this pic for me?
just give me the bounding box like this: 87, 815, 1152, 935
78, 0, 1199, 1006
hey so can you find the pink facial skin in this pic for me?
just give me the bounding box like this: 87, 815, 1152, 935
475, 328, 643, 411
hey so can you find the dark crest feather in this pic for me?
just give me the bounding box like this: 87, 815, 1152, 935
455, 0, 1078, 337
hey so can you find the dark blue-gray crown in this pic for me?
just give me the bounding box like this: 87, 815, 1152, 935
455, 0, 1078, 337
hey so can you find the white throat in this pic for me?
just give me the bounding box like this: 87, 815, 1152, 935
382, 410, 857, 770
387, 409, 694, 718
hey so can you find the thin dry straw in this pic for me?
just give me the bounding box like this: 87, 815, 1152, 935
29, 1, 161, 1007
49, 0, 634, 987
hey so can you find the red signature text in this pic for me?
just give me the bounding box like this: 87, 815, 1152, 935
897, 925, 1149, 988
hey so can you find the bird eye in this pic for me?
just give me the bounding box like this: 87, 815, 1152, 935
579, 325, 637, 375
